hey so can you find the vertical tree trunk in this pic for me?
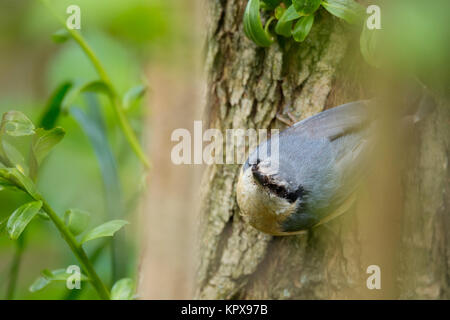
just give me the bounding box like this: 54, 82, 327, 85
196, 0, 450, 299
397, 99, 450, 299
138, 66, 200, 299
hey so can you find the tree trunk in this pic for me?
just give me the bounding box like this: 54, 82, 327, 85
196, 0, 450, 300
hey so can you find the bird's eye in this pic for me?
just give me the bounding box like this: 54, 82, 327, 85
251, 164, 304, 203
267, 183, 297, 202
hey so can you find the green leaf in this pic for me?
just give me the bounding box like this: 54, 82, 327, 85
292, 0, 321, 15
32, 127, 65, 165
37, 211, 50, 220
274, 5, 286, 19
29, 269, 89, 292
72, 94, 126, 278
80, 220, 129, 245
123, 85, 147, 111
0, 217, 8, 236
243, 0, 275, 47
111, 278, 135, 300
261, 0, 282, 10
360, 22, 381, 68
29, 127, 65, 179
0, 111, 35, 137
292, 14, 315, 42
0, 168, 38, 198
275, 5, 301, 37
321, 0, 364, 25
39, 82, 72, 130
0, 176, 19, 193
70, 95, 123, 222
62, 80, 112, 111
7, 201, 43, 240
2, 141, 25, 170
64, 209, 90, 236
29, 275, 50, 292
52, 29, 70, 43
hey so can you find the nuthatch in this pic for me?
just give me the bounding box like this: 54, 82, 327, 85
236, 97, 433, 236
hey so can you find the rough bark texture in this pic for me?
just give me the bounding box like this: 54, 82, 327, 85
197, 0, 450, 299
397, 100, 450, 299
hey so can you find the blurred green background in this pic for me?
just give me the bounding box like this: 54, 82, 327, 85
0, 0, 187, 299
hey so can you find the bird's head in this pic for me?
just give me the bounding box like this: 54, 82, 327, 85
236, 157, 314, 235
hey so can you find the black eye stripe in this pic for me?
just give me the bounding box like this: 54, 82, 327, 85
251, 165, 306, 203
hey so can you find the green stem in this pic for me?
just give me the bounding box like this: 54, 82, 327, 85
38, 198, 110, 300
63, 239, 109, 300
5, 234, 25, 300
39, 0, 150, 169
111, 97, 150, 169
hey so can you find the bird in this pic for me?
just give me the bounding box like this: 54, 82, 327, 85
236, 95, 434, 236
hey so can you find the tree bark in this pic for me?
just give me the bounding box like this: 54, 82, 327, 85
196, 0, 450, 300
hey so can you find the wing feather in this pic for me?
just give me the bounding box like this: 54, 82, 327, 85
289, 100, 372, 141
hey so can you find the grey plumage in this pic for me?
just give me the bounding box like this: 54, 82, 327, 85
238, 101, 374, 234
237, 83, 436, 235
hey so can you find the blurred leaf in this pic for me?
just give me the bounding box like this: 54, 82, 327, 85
64, 209, 90, 236
29, 127, 66, 180
262, 0, 283, 10
39, 82, 72, 130
0, 168, 38, 198
322, 0, 364, 25
41, 269, 53, 279
62, 80, 112, 111
0, 217, 7, 236
293, 14, 314, 42
0, 152, 8, 167
52, 29, 70, 43
7, 201, 43, 240
29, 269, 89, 293
275, 5, 301, 37
2, 141, 26, 170
31, 127, 65, 165
71, 95, 122, 219
274, 5, 286, 19
111, 278, 134, 300
105, 3, 172, 46
123, 85, 147, 111
0, 111, 29, 171
360, 22, 381, 68
45, 268, 88, 281
37, 211, 50, 220
70, 100, 122, 218
80, 220, 129, 245
244, 0, 275, 47
292, 0, 321, 15
29, 275, 50, 293
0, 111, 35, 137
0, 176, 18, 192
72, 93, 126, 280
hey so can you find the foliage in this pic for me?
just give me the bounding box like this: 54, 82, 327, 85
0, 111, 130, 299
244, 0, 376, 65
0, 0, 158, 299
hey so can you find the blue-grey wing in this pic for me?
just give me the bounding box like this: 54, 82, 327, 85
278, 101, 373, 216
289, 101, 371, 140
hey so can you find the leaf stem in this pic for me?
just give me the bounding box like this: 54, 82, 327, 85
38, 197, 110, 299
39, 0, 151, 169
5, 234, 25, 300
